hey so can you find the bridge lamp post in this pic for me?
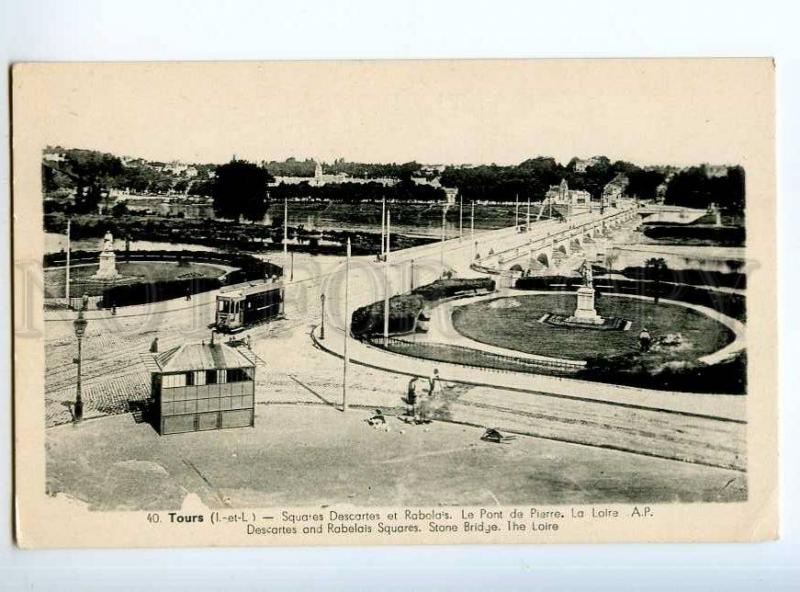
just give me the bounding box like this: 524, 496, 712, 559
72, 294, 89, 422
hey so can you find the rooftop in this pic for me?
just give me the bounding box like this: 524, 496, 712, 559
146, 341, 257, 373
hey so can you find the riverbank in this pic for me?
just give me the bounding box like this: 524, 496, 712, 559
44, 212, 438, 257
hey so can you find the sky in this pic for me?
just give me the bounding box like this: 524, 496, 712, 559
16, 59, 772, 168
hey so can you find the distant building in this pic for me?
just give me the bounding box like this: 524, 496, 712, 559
271, 160, 398, 188
573, 156, 604, 173
145, 339, 257, 435
705, 164, 729, 178
443, 187, 459, 205
602, 173, 629, 207
545, 179, 592, 207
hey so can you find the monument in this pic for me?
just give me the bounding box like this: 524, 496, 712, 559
571, 259, 603, 324
538, 259, 629, 331
91, 231, 121, 280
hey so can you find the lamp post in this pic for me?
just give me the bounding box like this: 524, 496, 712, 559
320, 293, 326, 340
72, 294, 89, 422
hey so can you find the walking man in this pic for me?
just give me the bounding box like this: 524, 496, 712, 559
406, 376, 419, 419
428, 368, 443, 398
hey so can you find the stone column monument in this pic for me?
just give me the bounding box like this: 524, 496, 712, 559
91, 231, 121, 280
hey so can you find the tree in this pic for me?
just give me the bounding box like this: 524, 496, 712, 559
645, 257, 668, 304
212, 160, 273, 221
110, 201, 129, 217
627, 169, 665, 200
73, 184, 104, 214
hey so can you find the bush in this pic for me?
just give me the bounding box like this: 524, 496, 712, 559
351, 277, 496, 338
351, 294, 425, 338
411, 277, 495, 300
65, 251, 286, 308
580, 351, 746, 394
616, 266, 746, 290
101, 277, 221, 308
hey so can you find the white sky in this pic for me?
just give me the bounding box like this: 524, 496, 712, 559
20, 59, 770, 168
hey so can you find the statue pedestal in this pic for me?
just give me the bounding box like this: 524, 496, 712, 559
92, 251, 120, 280
570, 286, 603, 324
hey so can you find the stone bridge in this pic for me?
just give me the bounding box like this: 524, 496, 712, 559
474, 205, 640, 274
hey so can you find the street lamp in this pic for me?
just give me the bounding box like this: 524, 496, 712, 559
72, 294, 89, 422
320, 293, 326, 340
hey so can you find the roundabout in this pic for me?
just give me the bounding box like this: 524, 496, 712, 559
451, 292, 737, 363
44, 260, 232, 297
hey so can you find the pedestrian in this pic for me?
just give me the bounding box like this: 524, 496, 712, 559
185, 286, 192, 301
150, 336, 159, 353
639, 327, 652, 353
406, 376, 419, 418
428, 368, 443, 398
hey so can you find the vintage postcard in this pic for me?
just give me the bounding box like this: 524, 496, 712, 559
12, 59, 777, 547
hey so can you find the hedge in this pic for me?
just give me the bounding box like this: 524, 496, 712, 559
351, 277, 496, 338
580, 351, 747, 394
90, 253, 282, 308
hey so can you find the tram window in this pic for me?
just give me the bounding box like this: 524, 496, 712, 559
217, 301, 225, 312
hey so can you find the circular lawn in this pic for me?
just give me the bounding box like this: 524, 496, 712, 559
451, 293, 735, 362
44, 261, 230, 297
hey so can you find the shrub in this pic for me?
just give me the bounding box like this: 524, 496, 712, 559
351, 277, 496, 338
580, 351, 746, 394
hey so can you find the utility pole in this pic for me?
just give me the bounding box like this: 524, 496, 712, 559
380, 196, 386, 260
383, 210, 391, 347
515, 193, 519, 228
283, 197, 289, 282
459, 195, 463, 241
410, 259, 415, 291
470, 200, 475, 261
440, 205, 446, 275
290, 251, 294, 282
526, 196, 531, 232
65, 218, 71, 306
342, 238, 351, 412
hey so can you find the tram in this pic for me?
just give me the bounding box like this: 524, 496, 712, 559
215, 277, 285, 333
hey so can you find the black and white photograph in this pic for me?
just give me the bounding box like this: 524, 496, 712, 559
12, 59, 777, 548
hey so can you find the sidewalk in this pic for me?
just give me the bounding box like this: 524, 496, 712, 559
311, 323, 746, 423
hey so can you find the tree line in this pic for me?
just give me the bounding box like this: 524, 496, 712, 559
42, 148, 746, 223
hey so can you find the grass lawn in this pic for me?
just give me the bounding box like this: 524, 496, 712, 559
44, 261, 228, 297
451, 294, 734, 362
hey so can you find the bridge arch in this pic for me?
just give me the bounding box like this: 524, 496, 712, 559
536, 252, 550, 267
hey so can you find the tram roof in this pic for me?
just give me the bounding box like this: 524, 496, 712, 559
219, 277, 283, 297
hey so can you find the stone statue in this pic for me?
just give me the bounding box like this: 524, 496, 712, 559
92, 230, 120, 280
579, 259, 593, 288
102, 231, 114, 252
